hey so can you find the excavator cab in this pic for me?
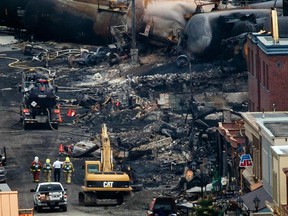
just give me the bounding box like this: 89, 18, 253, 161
87, 163, 100, 173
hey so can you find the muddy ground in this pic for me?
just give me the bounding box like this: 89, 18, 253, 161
0, 33, 248, 215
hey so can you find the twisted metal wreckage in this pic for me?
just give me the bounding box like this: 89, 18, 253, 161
0, 0, 276, 62
0, 0, 283, 205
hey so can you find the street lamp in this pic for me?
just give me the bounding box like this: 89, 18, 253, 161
236, 196, 244, 216
189, 160, 212, 197
130, 0, 138, 64
236, 195, 260, 215
236, 196, 244, 209
230, 180, 236, 192
205, 160, 212, 171
214, 181, 221, 193
253, 196, 260, 212
190, 161, 197, 171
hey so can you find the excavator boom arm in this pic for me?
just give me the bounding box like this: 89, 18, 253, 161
101, 124, 113, 172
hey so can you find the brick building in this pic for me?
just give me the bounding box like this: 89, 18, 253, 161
246, 29, 288, 112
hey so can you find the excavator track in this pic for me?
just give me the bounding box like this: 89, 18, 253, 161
78, 191, 124, 206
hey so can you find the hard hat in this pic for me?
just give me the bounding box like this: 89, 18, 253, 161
34, 156, 39, 163
65, 157, 70, 162
46, 159, 50, 163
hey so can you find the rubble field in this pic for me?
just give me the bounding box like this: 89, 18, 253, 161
0, 37, 248, 214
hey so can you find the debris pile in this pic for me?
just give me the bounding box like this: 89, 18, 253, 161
38, 42, 247, 195
2, 41, 248, 209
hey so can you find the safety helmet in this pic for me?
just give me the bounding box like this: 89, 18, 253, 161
34, 156, 39, 163
65, 157, 70, 162
46, 159, 50, 163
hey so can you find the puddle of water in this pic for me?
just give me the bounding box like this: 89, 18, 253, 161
0, 35, 18, 45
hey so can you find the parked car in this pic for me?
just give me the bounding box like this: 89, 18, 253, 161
0, 147, 7, 166
147, 197, 179, 216
0, 167, 7, 182
31, 182, 67, 213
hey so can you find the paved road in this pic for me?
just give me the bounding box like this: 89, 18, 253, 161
0, 63, 149, 216
0, 106, 148, 215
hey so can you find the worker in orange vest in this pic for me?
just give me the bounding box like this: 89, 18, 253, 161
30, 156, 42, 182
62, 157, 74, 183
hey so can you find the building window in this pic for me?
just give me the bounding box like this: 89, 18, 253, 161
251, 51, 254, 76
256, 55, 260, 80
252, 134, 262, 180
273, 171, 278, 203
248, 47, 251, 73
266, 64, 269, 90
262, 61, 265, 85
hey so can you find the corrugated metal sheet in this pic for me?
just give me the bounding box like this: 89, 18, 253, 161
0, 191, 19, 216
18, 208, 34, 216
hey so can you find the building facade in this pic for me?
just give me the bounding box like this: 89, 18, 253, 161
246, 33, 288, 112
242, 112, 288, 215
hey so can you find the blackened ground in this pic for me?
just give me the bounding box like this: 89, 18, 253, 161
0, 38, 248, 215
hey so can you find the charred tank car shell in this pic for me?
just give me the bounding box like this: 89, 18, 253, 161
24, 0, 98, 43
0, 0, 31, 28
185, 9, 270, 58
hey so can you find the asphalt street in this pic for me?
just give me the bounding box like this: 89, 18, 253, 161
0, 39, 152, 215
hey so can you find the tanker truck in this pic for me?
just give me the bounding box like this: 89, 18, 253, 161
19, 70, 60, 130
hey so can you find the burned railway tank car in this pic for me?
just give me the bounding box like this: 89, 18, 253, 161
23, 0, 128, 44
185, 9, 271, 58
0, 0, 31, 28
22, 0, 213, 45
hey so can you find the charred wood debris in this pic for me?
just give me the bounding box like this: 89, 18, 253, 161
9, 41, 248, 202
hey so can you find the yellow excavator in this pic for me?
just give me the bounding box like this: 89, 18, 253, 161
78, 124, 132, 205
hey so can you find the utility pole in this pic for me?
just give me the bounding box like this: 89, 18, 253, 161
130, 0, 138, 65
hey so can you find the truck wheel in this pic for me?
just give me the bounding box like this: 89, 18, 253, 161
37, 206, 42, 213
62, 205, 67, 212
51, 123, 58, 130
23, 121, 29, 130
78, 192, 85, 206
117, 195, 124, 205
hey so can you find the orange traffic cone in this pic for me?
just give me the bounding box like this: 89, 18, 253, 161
67, 109, 76, 117
71, 110, 76, 117
59, 144, 65, 155
58, 114, 63, 123
54, 104, 63, 123
67, 109, 71, 117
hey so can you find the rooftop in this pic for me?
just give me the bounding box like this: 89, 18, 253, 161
271, 145, 288, 155
264, 122, 288, 137
241, 112, 288, 130
249, 32, 288, 55
241, 112, 288, 138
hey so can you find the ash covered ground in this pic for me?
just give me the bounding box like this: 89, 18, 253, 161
0, 35, 248, 215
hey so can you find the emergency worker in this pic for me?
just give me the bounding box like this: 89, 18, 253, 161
53, 158, 62, 182
30, 156, 42, 182
43, 158, 52, 182
62, 157, 74, 183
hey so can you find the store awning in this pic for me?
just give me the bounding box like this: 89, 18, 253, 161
242, 168, 263, 191
218, 122, 245, 148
